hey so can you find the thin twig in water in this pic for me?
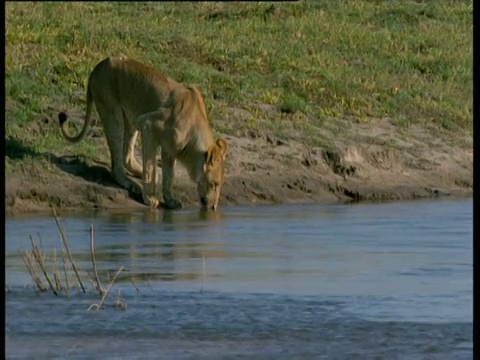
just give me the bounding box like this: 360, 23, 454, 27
30, 235, 58, 296
20, 247, 44, 294
52, 246, 64, 292
53, 209, 86, 293
114, 289, 128, 310
61, 245, 70, 297
100, 267, 124, 307
37, 232, 44, 252
130, 278, 140, 294
90, 224, 105, 296
144, 276, 158, 293
88, 278, 98, 293
36, 233, 48, 269
88, 266, 124, 311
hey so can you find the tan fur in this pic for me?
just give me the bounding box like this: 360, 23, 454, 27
58, 55, 228, 210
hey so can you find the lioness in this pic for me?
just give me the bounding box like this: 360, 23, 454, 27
58, 55, 228, 211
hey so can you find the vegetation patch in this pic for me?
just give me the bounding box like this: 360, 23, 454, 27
6, 1, 472, 158
4, 2, 472, 212
20, 210, 127, 311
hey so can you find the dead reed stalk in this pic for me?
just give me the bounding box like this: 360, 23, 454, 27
30, 235, 58, 296
52, 209, 86, 293
61, 245, 70, 297
52, 246, 64, 292
90, 224, 105, 296
21, 247, 46, 293
88, 266, 124, 311
19, 211, 128, 310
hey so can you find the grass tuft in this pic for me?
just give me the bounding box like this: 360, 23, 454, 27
19, 210, 126, 310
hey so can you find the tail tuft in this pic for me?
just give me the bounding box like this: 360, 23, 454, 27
58, 112, 68, 126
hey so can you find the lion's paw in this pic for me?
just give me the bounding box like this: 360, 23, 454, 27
164, 198, 183, 210
143, 195, 160, 208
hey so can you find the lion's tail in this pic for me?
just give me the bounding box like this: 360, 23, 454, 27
58, 82, 94, 143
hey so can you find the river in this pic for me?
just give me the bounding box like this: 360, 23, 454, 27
5, 198, 473, 359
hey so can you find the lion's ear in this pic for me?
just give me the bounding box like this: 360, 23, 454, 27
205, 145, 215, 167
205, 139, 228, 170
216, 138, 228, 160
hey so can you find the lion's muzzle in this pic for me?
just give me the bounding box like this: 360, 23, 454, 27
200, 196, 218, 211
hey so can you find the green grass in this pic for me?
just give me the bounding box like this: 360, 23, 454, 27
5, 1, 472, 162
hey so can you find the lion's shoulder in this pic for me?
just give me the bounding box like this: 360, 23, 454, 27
183, 85, 208, 121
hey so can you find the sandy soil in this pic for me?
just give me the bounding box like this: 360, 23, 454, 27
5, 109, 472, 215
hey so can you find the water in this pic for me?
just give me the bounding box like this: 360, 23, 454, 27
5, 198, 473, 359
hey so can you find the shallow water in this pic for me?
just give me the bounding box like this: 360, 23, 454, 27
5, 198, 473, 359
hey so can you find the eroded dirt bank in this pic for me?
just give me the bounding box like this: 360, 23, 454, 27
5, 115, 472, 216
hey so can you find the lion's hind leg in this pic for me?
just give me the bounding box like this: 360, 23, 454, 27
97, 106, 142, 196
124, 127, 143, 178
139, 119, 159, 208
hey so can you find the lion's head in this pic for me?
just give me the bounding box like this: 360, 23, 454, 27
198, 138, 228, 211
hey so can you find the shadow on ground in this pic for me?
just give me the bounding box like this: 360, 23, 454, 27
5, 136, 143, 204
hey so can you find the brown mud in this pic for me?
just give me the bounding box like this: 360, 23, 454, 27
5, 110, 472, 216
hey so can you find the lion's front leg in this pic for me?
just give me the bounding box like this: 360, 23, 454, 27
161, 149, 183, 210
140, 120, 160, 208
